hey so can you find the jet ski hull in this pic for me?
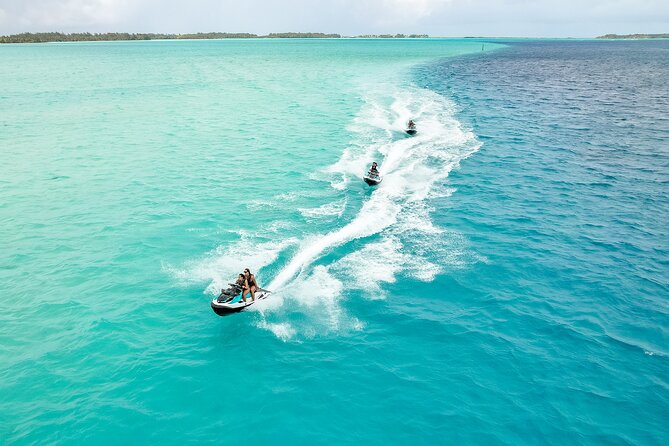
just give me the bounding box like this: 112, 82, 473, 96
211, 290, 269, 316
364, 175, 382, 186
405, 128, 417, 135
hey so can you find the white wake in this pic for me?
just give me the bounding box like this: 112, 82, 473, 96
170, 85, 484, 341
255, 87, 483, 339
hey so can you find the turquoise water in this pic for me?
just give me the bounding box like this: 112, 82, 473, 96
1, 39, 668, 444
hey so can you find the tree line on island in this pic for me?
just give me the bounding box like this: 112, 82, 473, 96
356, 34, 429, 38
0, 32, 430, 43
597, 33, 669, 39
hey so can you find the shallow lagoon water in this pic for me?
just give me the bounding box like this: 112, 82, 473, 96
0, 39, 667, 444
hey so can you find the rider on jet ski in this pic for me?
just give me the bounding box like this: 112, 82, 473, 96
368, 162, 380, 177
217, 274, 247, 303
242, 268, 259, 302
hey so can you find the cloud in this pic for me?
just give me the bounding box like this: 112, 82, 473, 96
431, 0, 669, 36
359, 0, 453, 25
0, 0, 667, 36
0, 0, 133, 31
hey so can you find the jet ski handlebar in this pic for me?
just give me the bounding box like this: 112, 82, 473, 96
229, 283, 272, 293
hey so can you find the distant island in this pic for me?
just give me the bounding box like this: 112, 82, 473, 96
597, 33, 669, 39
0, 32, 340, 43
356, 34, 429, 38
0, 32, 431, 44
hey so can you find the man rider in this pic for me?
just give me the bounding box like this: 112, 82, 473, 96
218, 274, 247, 303
408, 119, 416, 129
369, 162, 379, 177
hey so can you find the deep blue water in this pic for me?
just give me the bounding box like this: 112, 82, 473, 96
414, 40, 669, 444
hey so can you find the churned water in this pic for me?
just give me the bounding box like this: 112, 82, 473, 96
0, 38, 667, 444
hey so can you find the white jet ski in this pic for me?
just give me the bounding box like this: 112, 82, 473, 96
363, 172, 382, 186
210, 283, 271, 316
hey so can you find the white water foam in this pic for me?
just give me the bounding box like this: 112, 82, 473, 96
166, 231, 297, 296
331, 235, 441, 298
252, 86, 483, 339
252, 265, 364, 341
268, 87, 479, 292
247, 192, 300, 211
298, 198, 348, 220
173, 84, 483, 341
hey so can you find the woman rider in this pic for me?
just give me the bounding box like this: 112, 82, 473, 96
243, 268, 259, 302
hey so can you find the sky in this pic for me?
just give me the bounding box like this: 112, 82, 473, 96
0, 0, 667, 38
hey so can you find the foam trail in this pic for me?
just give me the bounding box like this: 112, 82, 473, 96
167, 232, 297, 295
298, 198, 347, 219
269, 87, 481, 293
269, 195, 401, 290
175, 84, 484, 340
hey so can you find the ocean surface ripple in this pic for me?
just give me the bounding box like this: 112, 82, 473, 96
415, 39, 669, 445
0, 39, 667, 445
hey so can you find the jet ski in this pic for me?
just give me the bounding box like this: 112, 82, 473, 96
210, 283, 271, 316
405, 120, 417, 135
363, 172, 382, 186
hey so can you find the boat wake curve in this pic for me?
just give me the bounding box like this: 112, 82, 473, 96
169, 84, 484, 340
256, 86, 484, 340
